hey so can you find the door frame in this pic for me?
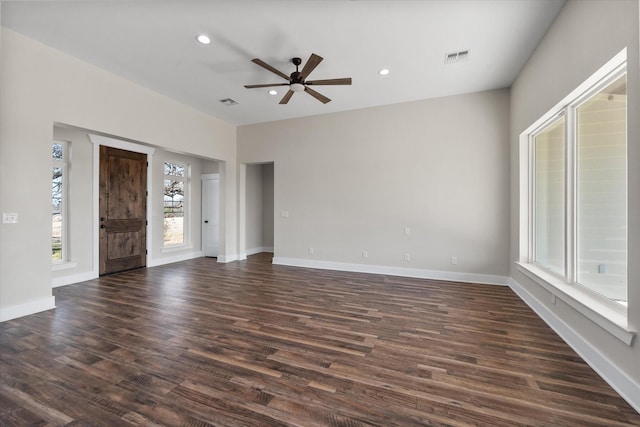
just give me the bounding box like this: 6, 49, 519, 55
89, 134, 155, 278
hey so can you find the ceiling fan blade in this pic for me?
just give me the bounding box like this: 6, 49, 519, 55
279, 90, 294, 104
299, 53, 323, 80
251, 58, 291, 81
305, 77, 352, 86
244, 83, 290, 89
304, 86, 331, 104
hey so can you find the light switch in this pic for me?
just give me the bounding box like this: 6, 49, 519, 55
3, 213, 18, 224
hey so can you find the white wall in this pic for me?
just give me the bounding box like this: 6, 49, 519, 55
0, 28, 237, 321
510, 0, 639, 410
238, 89, 510, 282
262, 163, 274, 249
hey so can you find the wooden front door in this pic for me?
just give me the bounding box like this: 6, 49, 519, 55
99, 146, 147, 275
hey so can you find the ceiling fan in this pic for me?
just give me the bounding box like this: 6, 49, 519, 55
244, 53, 352, 104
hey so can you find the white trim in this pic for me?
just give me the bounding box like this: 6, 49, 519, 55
88, 134, 156, 156
217, 254, 240, 263
246, 246, 274, 256
272, 257, 509, 286
147, 250, 203, 267
509, 277, 640, 414
201, 173, 220, 180
0, 297, 56, 322
53, 271, 98, 288
519, 49, 630, 332
89, 134, 155, 275
162, 244, 194, 253
521, 48, 627, 138
52, 261, 78, 272
516, 263, 633, 345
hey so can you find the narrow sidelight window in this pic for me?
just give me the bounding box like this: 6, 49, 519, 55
52, 141, 68, 262
163, 161, 188, 246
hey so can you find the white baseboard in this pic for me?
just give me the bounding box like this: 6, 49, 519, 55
272, 257, 509, 286
0, 296, 56, 322
217, 254, 240, 263
53, 271, 98, 288
148, 251, 204, 267
246, 246, 274, 256
509, 278, 640, 414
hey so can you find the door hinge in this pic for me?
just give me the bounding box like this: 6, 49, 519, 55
146, 190, 148, 197
145, 250, 148, 255
145, 220, 148, 226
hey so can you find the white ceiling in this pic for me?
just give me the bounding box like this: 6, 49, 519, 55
1, 0, 565, 126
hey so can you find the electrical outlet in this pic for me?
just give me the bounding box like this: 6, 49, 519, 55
281, 210, 289, 218
308, 247, 314, 255
404, 253, 411, 262
451, 256, 458, 265
404, 227, 411, 236
362, 250, 368, 259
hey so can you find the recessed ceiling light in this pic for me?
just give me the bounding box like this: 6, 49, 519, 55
196, 34, 211, 45
379, 69, 390, 76
268, 89, 278, 95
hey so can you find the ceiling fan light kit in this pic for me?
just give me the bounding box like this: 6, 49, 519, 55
244, 53, 352, 104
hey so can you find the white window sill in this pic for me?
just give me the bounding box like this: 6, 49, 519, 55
515, 262, 635, 346
162, 244, 193, 254
52, 261, 78, 271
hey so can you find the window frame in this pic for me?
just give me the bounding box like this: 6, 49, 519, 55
518, 49, 633, 344
52, 140, 69, 264
162, 160, 190, 248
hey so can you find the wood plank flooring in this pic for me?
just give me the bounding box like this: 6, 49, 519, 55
1, 253, 639, 426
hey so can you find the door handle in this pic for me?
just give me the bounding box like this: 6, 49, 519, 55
204, 220, 209, 223
100, 224, 106, 229
100, 217, 105, 222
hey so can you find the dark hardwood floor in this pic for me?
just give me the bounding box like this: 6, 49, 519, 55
1, 253, 639, 426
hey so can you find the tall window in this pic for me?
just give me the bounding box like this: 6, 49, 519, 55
529, 67, 627, 306
164, 161, 188, 246
533, 116, 565, 276
575, 75, 627, 303
52, 141, 68, 262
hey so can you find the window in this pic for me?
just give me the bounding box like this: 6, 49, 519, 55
533, 116, 565, 276
52, 141, 68, 262
575, 76, 627, 303
525, 57, 627, 309
163, 161, 188, 246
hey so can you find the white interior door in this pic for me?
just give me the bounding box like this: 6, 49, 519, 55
202, 174, 219, 257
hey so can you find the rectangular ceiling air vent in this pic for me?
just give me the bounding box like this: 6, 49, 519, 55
444, 49, 470, 64
219, 98, 238, 106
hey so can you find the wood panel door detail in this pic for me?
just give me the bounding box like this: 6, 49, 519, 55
99, 146, 147, 275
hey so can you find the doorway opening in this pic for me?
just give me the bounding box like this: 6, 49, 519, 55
244, 163, 274, 257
